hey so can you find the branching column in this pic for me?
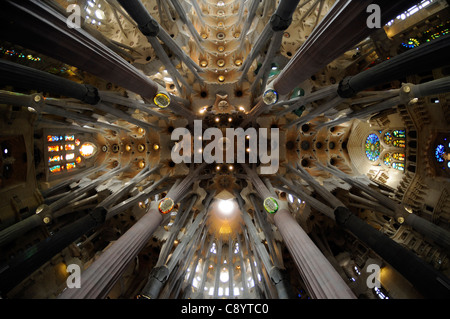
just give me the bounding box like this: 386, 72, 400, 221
58, 165, 204, 298
242, 164, 356, 298
0, 0, 160, 100
58, 203, 163, 299
274, 208, 356, 299
273, 0, 414, 95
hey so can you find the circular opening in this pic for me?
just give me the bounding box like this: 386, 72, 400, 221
169, 161, 175, 167
235, 90, 243, 97
316, 142, 323, 149
301, 141, 310, 150
287, 52, 292, 57
200, 91, 207, 98
329, 141, 336, 149
217, 32, 225, 40
301, 124, 310, 133
301, 159, 309, 167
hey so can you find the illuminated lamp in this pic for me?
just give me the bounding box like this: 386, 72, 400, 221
158, 197, 175, 214
79, 142, 97, 158
154, 92, 171, 108
263, 89, 278, 105
263, 197, 279, 214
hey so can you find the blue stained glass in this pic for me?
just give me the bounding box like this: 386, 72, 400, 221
365, 134, 381, 162
435, 144, 445, 163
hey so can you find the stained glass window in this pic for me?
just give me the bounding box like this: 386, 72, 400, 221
46, 133, 96, 175
66, 162, 76, 171
48, 145, 61, 152
392, 162, 405, 171
435, 144, 445, 162
383, 153, 392, 166
47, 135, 64, 142
49, 155, 63, 163
393, 130, 406, 138
65, 144, 75, 151
49, 165, 62, 173
46, 133, 99, 175
365, 134, 381, 161
392, 153, 405, 161
393, 140, 406, 148
383, 132, 393, 145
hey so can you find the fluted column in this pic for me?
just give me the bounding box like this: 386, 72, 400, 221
0, 165, 127, 248
0, 0, 160, 100
59, 165, 203, 298
274, 207, 356, 299
0, 207, 106, 295
273, 0, 414, 95
337, 35, 450, 98
244, 164, 355, 298
0, 212, 45, 248
317, 163, 450, 251
0, 60, 100, 105
334, 207, 450, 299
322, 76, 450, 128
58, 203, 162, 299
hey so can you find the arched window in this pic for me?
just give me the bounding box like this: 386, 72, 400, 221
383, 153, 392, 166
435, 144, 445, 163
46, 134, 96, 175
382, 130, 406, 149
392, 153, 406, 161
392, 162, 405, 172
393, 130, 406, 138
365, 133, 381, 162
383, 131, 393, 145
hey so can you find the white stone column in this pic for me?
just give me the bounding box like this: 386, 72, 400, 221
58, 203, 162, 299
274, 207, 356, 299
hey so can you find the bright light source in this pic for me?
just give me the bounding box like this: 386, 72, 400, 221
218, 199, 234, 216
95, 9, 105, 20
288, 194, 294, 203
220, 268, 229, 283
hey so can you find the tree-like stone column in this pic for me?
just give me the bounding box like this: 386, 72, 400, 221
274, 207, 356, 299
243, 164, 355, 298
58, 203, 162, 299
